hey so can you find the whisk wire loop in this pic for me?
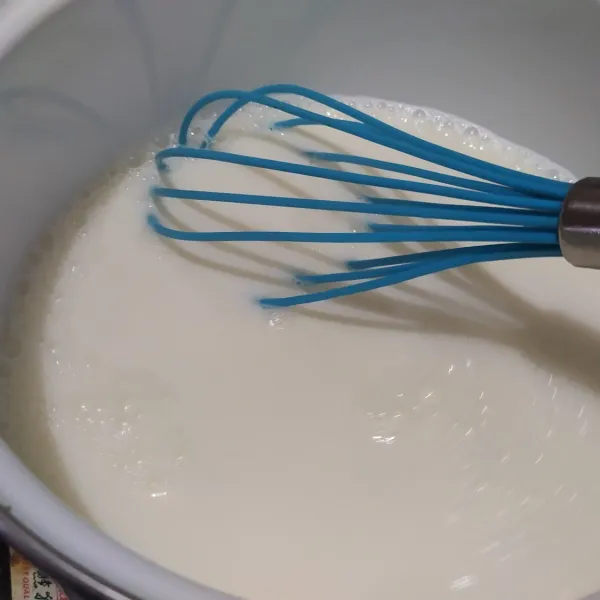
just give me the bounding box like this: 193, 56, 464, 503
149, 85, 569, 306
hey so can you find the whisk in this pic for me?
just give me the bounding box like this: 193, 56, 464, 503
148, 84, 600, 308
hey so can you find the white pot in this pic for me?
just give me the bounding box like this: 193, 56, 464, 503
0, 1, 599, 599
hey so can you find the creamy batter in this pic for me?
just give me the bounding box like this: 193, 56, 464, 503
5, 96, 600, 600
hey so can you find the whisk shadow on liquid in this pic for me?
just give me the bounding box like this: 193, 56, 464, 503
157, 124, 600, 395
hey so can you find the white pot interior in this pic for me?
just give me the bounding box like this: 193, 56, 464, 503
0, 1, 599, 599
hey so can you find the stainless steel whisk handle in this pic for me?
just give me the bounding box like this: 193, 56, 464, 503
559, 177, 600, 269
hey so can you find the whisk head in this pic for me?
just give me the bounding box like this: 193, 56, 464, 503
148, 84, 573, 308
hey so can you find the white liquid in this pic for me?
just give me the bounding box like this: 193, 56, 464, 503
5, 96, 600, 600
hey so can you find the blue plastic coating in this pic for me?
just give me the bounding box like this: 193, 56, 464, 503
259, 246, 562, 308
156, 147, 560, 212
147, 85, 571, 307
297, 244, 558, 284
151, 187, 558, 228
303, 151, 532, 197
177, 85, 569, 199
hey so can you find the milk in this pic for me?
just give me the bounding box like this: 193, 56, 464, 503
5, 96, 600, 600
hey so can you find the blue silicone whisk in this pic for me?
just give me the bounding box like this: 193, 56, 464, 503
148, 84, 600, 308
